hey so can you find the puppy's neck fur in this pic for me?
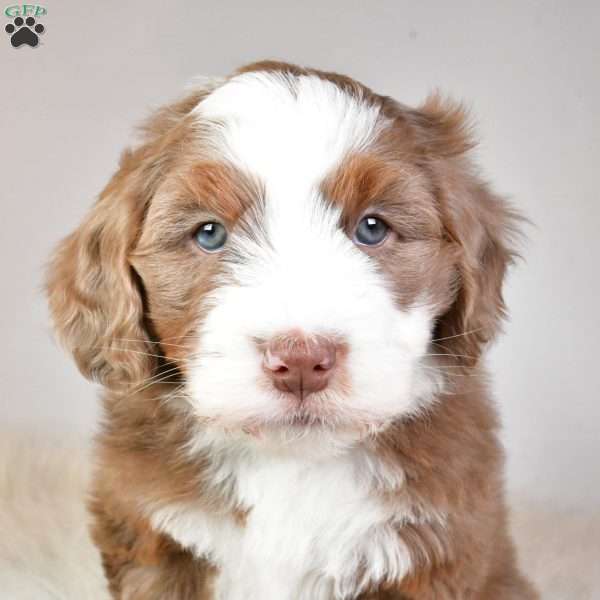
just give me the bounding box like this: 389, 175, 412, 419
148, 419, 438, 600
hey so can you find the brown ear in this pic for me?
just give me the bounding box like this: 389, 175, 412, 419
46, 157, 155, 390
415, 96, 522, 363
437, 177, 521, 364
46, 86, 215, 390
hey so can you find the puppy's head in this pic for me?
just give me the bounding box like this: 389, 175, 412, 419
47, 62, 519, 440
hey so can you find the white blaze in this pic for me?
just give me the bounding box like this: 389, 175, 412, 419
187, 71, 440, 430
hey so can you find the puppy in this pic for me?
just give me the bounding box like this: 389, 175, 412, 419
47, 61, 538, 599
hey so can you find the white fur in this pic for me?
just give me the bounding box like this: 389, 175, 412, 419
150, 430, 428, 600
187, 71, 441, 433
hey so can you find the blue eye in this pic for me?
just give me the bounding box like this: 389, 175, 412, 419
354, 215, 389, 246
194, 222, 228, 252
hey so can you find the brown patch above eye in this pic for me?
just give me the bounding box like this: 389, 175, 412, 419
322, 152, 443, 240
179, 161, 262, 224
136, 161, 264, 255
322, 153, 398, 223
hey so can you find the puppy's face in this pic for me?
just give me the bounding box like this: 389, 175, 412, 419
47, 63, 516, 441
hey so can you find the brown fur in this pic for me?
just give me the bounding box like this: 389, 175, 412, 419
365, 379, 538, 598
46, 61, 537, 599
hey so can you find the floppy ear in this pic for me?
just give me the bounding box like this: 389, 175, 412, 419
437, 176, 521, 364
46, 153, 155, 391
415, 95, 522, 364
46, 86, 217, 390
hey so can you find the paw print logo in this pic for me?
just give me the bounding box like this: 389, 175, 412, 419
5, 16, 45, 48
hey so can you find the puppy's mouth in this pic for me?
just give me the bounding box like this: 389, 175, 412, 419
238, 400, 341, 435
259, 394, 375, 433
275, 388, 345, 426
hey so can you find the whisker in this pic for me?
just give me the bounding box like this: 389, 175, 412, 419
107, 338, 195, 350
420, 365, 482, 378
430, 340, 459, 356
431, 328, 483, 343
153, 334, 201, 343
121, 385, 189, 410
94, 347, 193, 362
133, 376, 183, 395
129, 366, 184, 395
423, 352, 479, 361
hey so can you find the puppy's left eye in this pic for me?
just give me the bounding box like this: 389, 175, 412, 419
354, 215, 389, 247
194, 222, 228, 252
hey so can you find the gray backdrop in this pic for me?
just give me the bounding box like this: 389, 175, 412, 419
1, 0, 598, 511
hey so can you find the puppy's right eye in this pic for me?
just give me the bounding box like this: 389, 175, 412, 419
193, 222, 228, 253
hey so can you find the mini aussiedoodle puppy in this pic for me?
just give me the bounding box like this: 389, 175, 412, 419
47, 61, 538, 599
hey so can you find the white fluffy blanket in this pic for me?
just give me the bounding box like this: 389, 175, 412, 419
1, 432, 598, 599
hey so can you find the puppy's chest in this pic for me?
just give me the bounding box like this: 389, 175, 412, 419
151, 452, 415, 600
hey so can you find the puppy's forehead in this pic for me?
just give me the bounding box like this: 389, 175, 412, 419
193, 71, 384, 195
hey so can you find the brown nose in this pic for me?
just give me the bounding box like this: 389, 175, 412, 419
262, 334, 338, 401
